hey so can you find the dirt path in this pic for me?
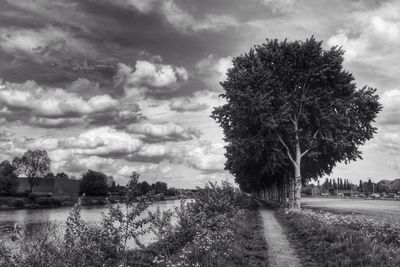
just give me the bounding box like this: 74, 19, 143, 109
258, 204, 301, 267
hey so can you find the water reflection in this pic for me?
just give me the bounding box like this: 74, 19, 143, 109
0, 199, 182, 248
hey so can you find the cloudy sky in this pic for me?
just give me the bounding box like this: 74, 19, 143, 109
0, 0, 399, 187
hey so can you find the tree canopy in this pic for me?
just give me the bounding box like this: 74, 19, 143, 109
12, 150, 51, 192
0, 160, 19, 195
80, 170, 109, 196
212, 37, 381, 208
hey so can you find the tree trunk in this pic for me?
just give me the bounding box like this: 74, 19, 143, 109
293, 122, 302, 209
282, 174, 288, 207
293, 151, 302, 209
288, 177, 294, 208
294, 175, 302, 209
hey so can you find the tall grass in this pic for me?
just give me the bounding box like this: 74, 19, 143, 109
279, 208, 400, 267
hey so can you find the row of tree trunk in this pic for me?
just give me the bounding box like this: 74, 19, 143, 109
255, 174, 300, 208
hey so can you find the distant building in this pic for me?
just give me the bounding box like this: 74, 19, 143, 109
17, 177, 80, 197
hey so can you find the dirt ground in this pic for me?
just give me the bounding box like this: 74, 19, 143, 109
258, 203, 301, 267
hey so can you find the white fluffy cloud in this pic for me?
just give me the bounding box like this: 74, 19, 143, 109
114, 61, 188, 91
0, 80, 121, 127
328, 2, 400, 62
169, 97, 209, 112
127, 122, 202, 141
64, 127, 143, 157
0, 80, 119, 117
196, 55, 233, 91
377, 89, 400, 125
185, 141, 226, 172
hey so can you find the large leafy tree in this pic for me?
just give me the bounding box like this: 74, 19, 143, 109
212, 37, 381, 208
80, 170, 109, 196
12, 150, 51, 193
0, 160, 19, 195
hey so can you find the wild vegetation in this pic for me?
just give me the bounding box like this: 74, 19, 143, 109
278, 208, 400, 266
0, 174, 268, 267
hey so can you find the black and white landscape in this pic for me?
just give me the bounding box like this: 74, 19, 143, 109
1, 1, 400, 266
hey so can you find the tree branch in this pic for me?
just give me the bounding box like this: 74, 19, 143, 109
276, 132, 296, 164
300, 130, 320, 158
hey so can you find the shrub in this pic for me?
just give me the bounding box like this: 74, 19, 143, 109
35, 197, 62, 206
145, 181, 250, 267
27, 192, 52, 201
11, 198, 25, 208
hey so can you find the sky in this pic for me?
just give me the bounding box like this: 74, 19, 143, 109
0, 0, 400, 187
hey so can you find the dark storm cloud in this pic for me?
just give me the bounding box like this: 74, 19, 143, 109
0, 0, 259, 92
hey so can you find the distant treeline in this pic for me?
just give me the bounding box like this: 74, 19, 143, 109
80, 169, 177, 197
0, 149, 178, 197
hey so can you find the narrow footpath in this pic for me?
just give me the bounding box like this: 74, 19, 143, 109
258, 203, 301, 267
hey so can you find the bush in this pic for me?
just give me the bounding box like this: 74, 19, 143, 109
35, 197, 62, 206
142, 181, 251, 267
28, 192, 52, 201
11, 198, 26, 207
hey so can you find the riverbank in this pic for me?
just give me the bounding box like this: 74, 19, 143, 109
277, 208, 400, 266
0, 182, 270, 267
0, 194, 185, 210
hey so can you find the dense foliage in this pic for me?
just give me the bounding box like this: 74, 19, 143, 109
0, 160, 19, 195
79, 170, 109, 196
212, 37, 381, 207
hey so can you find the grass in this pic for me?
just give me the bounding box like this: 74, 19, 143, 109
277, 208, 400, 267
226, 207, 269, 266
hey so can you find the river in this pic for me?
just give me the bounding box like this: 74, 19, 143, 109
0, 199, 182, 247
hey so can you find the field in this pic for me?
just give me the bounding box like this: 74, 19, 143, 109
302, 197, 400, 226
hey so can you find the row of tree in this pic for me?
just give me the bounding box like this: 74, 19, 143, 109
212, 37, 381, 208
0, 150, 173, 197
322, 178, 352, 190
79, 169, 172, 196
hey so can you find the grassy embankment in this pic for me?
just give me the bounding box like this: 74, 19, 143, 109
0, 182, 269, 267
0, 195, 121, 209
277, 208, 400, 266
0, 194, 183, 210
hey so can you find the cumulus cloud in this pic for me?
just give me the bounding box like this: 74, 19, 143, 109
113, 61, 188, 95
0, 25, 94, 62
0, 80, 127, 128
328, 2, 400, 62
127, 122, 202, 141
62, 155, 116, 174
169, 97, 209, 112
260, 0, 295, 13
160, 0, 238, 32
106, 0, 238, 32
185, 141, 226, 172
64, 127, 143, 157
377, 89, 400, 126
0, 129, 14, 140
196, 55, 233, 91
